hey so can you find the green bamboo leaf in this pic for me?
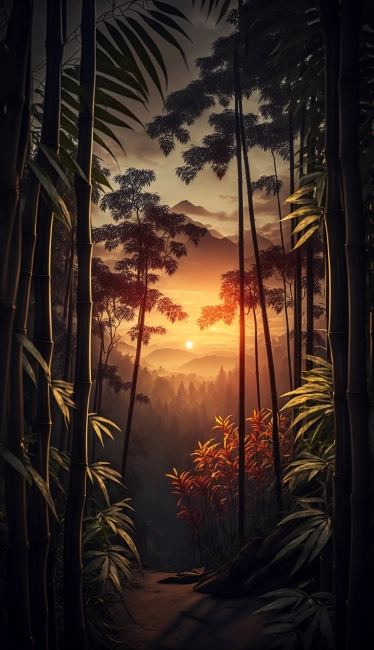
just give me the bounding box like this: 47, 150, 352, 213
83, 555, 106, 574
90, 420, 104, 446
147, 10, 192, 41
319, 607, 333, 645
22, 352, 36, 385
139, 13, 188, 67
216, 0, 231, 24
38, 143, 73, 190
96, 73, 145, 104
118, 19, 165, 100
109, 563, 122, 592
125, 16, 168, 86
308, 521, 331, 564
27, 464, 59, 519
254, 597, 300, 614
96, 54, 148, 100
98, 556, 110, 583
292, 226, 319, 250
290, 523, 324, 577
281, 205, 317, 221
303, 355, 332, 370
153, 1, 191, 21
15, 332, 50, 378
117, 529, 141, 565
95, 88, 143, 126
94, 118, 128, 153
95, 105, 138, 128
304, 610, 320, 650
91, 165, 113, 190
93, 131, 120, 165
278, 509, 325, 526
272, 532, 311, 564
61, 115, 80, 140
26, 158, 71, 230
0, 447, 29, 481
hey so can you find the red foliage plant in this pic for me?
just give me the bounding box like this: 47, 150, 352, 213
166, 410, 291, 561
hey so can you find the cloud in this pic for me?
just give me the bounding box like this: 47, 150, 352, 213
219, 194, 237, 203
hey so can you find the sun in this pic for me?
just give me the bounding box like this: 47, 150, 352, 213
185, 341, 193, 349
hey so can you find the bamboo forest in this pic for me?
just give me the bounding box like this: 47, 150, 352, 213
1, 0, 374, 648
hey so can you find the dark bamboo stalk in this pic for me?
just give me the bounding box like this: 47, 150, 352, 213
293, 109, 304, 387
237, 69, 282, 511
305, 239, 314, 366
339, 1, 369, 646
59, 231, 75, 453
272, 151, 292, 390
28, 3, 63, 646
253, 305, 261, 411
0, 0, 32, 460
91, 337, 103, 464
63, 0, 95, 646
317, 8, 350, 634
234, 50, 245, 541
121, 285, 147, 481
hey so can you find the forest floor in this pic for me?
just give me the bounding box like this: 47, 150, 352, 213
115, 569, 271, 650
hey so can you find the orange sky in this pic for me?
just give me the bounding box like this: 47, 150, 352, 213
91, 4, 295, 354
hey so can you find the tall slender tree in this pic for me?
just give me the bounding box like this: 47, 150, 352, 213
339, 1, 370, 646
234, 49, 246, 541
237, 69, 282, 510
63, 0, 95, 645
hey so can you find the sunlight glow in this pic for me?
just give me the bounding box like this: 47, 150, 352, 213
211, 326, 217, 330
185, 341, 193, 349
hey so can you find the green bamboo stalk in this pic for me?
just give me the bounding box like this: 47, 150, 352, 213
339, 1, 369, 647
63, 2, 95, 643
252, 305, 261, 411
237, 69, 282, 511
234, 50, 246, 541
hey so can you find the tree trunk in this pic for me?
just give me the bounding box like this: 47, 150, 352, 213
234, 50, 246, 541
253, 305, 261, 412
28, 2, 63, 647
293, 109, 304, 387
59, 230, 75, 453
272, 151, 292, 390
339, 1, 369, 647
121, 286, 147, 481
237, 69, 282, 511
63, 0, 95, 646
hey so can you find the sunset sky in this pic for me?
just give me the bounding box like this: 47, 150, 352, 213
61, 2, 295, 354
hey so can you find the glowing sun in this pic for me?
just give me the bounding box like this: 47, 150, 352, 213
185, 341, 193, 349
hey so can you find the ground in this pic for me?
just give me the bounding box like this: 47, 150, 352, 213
115, 569, 269, 650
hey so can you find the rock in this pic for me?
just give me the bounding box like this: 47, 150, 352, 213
194, 536, 264, 597
157, 571, 201, 584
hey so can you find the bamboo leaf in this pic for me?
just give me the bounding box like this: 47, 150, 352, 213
119, 19, 165, 99
26, 158, 71, 230
125, 17, 169, 87
292, 214, 320, 234
254, 597, 300, 614
285, 184, 315, 203
38, 143, 73, 190
153, 1, 191, 21
139, 13, 188, 66
147, 10, 192, 41
15, 332, 50, 378
22, 353, 36, 385
0, 447, 29, 480
96, 73, 145, 103
95, 88, 143, 126
93, 130, 120, 164
292, 226, 319, 250
91, 165, 113, 190
27, 464, 59, 519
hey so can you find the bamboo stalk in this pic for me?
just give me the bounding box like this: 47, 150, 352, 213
237, 69, 282, 511
0, 0, 32, 450
234, 50, 246, 541
272, 151, 292, 390
293, 109, 304, 387
339, 1, 369, 646
28, 3, 64, 646
63, 0, 95, 646
3, 8, 34, 646
252, 305, 261, 411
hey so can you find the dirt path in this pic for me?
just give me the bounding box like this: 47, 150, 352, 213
115, 570, 269, 650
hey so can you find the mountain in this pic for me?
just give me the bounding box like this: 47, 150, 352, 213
172, 199, 215, 218
117, 341, 136, 356
142, 348, 196, 368
179, 354, 238, 377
